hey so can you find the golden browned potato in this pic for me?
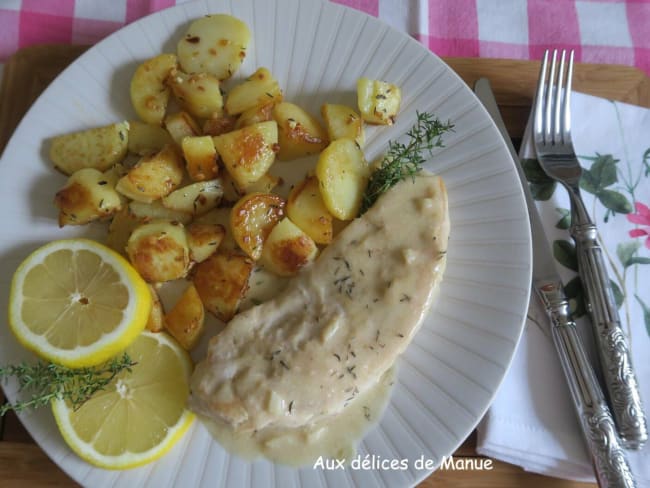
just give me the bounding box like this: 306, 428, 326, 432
145, 284, 166, 332
315, 138, 368, 220
165, 284, 205, 350
164, 111, 202, 146
128, 200, 192, 225
168, 68, 224, 119
177, 14, 251, 80
187, 222, 225, 263
126, 220, 190, 282
234, 102, 274, 129
50, 121, 129, 175
286, 175, 333, 244
357, 77, 402, 125
260, 217, 318, 276
193, 207, 239, 252
213, 120, 278, 188
192, 251, 253, 321
181, 135, 219, 181
130, 54, 177, 125
231, 192, 286, 260
244, 172, 282, 194
219, 170, 246, 203
202, 114, 238, 136
161, 179, 223, 216
127, 120, 173, 156
273, 102, 328, 160
54, 168, 123, 227
321, 104, 365, 146
106, 207, 141, 255
116, 144, 185, 203
225, 67, 283, 115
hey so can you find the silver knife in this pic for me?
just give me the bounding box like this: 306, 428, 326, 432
474, 77, 636, 488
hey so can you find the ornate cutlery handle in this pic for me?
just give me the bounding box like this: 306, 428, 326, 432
571, 213, 647, 449
537, 281, 636, 488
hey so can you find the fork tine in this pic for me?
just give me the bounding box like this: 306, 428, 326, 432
534, 50, 549, 142
563, 50, 574, 143
544, 50, 558, 144
554, 50, 566, 145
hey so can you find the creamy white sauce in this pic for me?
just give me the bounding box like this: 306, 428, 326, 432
202, 367, 395, 466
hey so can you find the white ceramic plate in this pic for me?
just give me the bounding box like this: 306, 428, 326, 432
0, 0, 532, 486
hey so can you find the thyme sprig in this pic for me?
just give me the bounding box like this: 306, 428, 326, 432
0, 353, 136, 416
360, 111, 454, 214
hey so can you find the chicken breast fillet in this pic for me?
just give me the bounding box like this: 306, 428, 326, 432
190, 174, 449, 432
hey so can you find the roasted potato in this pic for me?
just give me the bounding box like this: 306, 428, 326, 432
127, 120, 173, 156
230, 192, 286, 260
315, 138, 368, 220
106, 207, 141, 255
234, 102, 274, 129
164, 111, 202, 146
181, 135, 219, 181
193, 207, 239, 252
145, 284, 166, 332
203, 114, 238, 136
161, 179, 223, 216
54, 168, 122, 227
286, 175, 333, 244
220, 170, 246, 203
165, 284, 205, 350
321, 104, 365, 146
126, 219, 190, 283
177, 14, 251, 80
244, 173, 282, 194
357, 77, 402, 125
168, 68, 224, 119
116, 144, 185, 203
273, 102, 328, 160
260, 217, 318, 276
213, 120, 278, 188
193, 251, 254, 321
130, 54, 177, 125
225, 68, 282, 115
128, 200, 192, 225
187, 222, 225, 263
50, 121, 129, 175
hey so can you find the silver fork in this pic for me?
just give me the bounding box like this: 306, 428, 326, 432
533, 49, 647, 449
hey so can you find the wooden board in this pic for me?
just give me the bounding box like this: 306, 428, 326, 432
2, 44, 649, 488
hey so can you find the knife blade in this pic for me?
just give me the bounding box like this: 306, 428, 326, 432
474, 78, 635, 488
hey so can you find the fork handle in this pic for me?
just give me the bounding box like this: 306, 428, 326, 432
537, 281, 636, 488
572, 219, 648, 449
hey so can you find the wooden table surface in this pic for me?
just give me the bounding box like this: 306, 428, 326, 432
1, 45, 649, 488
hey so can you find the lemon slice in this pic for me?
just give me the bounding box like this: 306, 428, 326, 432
52, 331, 195, 469
8, 239, 151, 368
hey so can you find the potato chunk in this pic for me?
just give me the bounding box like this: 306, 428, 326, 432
321, 104, 365, 146
202, 114, 237, 136
127, 120, 173, 156
164, 111, 202, 146
50, 121, 129, 175
116, 144, 185, 203
162, 179, 223, 216
260, 217, 318, 276
235, 102, 274, 129
231, 192, 286, 260
225, 68, 283, 115
193, 207, 239, 252
146, 284, 166, 332
244, 173, 282, 194
165, 284, 205, 350
193, 251, 253, 321
357, 77, 402, 125
168, 68, 224, 119
126, 220, 190, 283
213, 121, 278, 188
54, 168, 122, 227
286, 176, 333, 244
182, 135, 219, 181
315, 138, 368, 220
128, 200, 192, 225
273, 102, 328, 160
177, 14, 251, 80
187, 222, 225, 263
106, 207, 141, 255
130, 54, 177, 125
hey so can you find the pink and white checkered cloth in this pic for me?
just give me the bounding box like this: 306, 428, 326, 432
0, 0, 649, 76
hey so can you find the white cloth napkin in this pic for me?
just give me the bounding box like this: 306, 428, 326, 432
476, 91, 650, 485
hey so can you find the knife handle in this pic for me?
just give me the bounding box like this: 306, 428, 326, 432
571, 220, 648, 449
536, 281, 636, 488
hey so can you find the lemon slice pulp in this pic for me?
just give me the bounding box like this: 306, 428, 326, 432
52, 331, 195, 469
8, 239, 151, 368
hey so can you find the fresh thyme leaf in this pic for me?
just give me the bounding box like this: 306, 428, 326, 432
360, 111, 453, 214
0, 353, 136, 416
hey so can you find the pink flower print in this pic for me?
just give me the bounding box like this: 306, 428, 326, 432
627, 202, 650, 249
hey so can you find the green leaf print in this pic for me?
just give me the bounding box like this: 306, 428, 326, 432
564, 276, 586, 318
530, 182, 556, 201
617, 242, 641, 268
597, 189, 633, 214
627, 257, 650, 266
643, 148, 650, 177
610, 280, 624, 309
553, 240, 578, 271
635, 295, 650, 337
555, 208, 571, 230
522, 159, 556, 200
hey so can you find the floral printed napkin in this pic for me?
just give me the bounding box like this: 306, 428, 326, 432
476, 91, 650, 484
